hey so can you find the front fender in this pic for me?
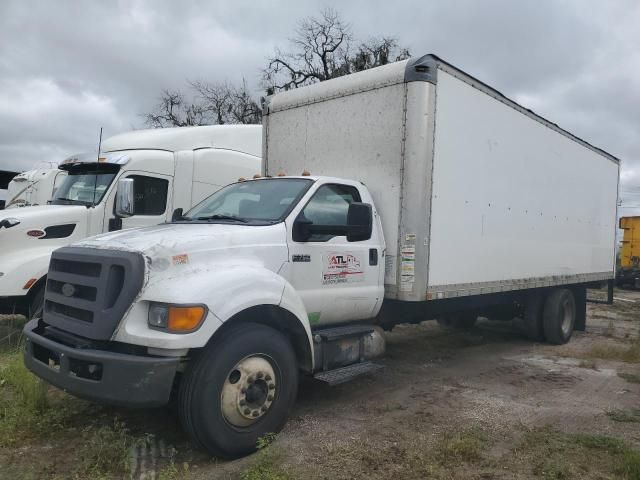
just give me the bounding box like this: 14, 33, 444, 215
114, 265, 313, 356
0, 248, 52, 297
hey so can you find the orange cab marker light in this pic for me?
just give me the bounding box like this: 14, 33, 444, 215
301, 170, 311, 176
167, 306, 207, 332
238, 177, 246, 182
253, 173, 262, 179
277, 171, 286, 177
23, 278, 38, 290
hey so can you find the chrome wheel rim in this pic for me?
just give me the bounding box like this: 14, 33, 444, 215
220, 355, 277, 428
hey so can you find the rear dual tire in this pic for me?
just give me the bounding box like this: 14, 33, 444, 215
523, 288, 576, 345
178, 322, 298, 458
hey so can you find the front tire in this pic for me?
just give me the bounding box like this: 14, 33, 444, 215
178, 322, 298, 458
542, 289, 576, 345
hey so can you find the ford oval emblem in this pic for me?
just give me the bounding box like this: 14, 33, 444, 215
61, 283, 76, 297
27, 229, 46, 238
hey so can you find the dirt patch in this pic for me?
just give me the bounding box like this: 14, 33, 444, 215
2, 288, 640, 479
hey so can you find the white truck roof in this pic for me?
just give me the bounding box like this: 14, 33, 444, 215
101, 125, 262, 157
265, 54, 618, 165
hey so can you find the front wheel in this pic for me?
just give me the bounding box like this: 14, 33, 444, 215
178, 322, 298, 458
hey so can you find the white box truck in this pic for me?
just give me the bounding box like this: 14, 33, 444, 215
24, 55, 619, 458
1, 125, 261, 317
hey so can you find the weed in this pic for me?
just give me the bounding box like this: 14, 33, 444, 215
515, 426, 640, 479
607, 408, 640, 423
580, 338, 640, 363
436, 427, 488, 463
578, 359, 597, 369
72, 420, 135, 478
619, 372, 640, 383
241, 435, 291, 480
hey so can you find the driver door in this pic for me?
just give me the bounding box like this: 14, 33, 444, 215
285, 183, 383, 327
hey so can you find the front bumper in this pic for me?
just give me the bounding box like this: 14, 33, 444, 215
23, 319, 180, 407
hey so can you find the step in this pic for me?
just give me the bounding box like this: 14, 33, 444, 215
313, 361, 383, 386
313, 324, 375, 342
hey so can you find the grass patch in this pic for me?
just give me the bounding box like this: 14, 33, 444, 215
581, 338, 640, 363
607, 408, 640, 423
619, 372, 640, 383
515, 426, 640, 479
241, 434, 291, 480
436, 427, 488, 464
0, 350, 141, 478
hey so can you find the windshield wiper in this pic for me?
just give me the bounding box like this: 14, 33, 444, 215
53, 197, 93, 206
194, 214, 248, 223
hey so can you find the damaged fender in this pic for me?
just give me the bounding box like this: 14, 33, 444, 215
113, 264, 314, 361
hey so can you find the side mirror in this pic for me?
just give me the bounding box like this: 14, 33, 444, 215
346, 202, 373, 242
115, 178, 134, 218
172, 208, 184, 222
292, 202, 373, 242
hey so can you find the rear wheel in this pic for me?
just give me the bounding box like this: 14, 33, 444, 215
542, 289, 576, 345
178, 322, 298, 458
522, 291, 546, 341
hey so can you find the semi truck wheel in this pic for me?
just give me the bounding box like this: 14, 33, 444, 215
542, 289, 576, 345
178, 322, 298, 458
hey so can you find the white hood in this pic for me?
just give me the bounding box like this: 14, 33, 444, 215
75, 222, 289, 273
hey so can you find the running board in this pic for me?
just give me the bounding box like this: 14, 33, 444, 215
313, 361, 383, 386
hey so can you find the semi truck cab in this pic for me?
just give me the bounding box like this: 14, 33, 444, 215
0, 125, 261, 316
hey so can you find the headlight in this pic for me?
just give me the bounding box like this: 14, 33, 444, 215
148, 303, 207, 333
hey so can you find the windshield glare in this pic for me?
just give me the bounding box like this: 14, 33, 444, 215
185, 178, 313, 224
52, 166, 118, 206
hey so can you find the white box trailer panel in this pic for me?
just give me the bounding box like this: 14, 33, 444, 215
263, 54, 620, 302
427, 69, 619, 299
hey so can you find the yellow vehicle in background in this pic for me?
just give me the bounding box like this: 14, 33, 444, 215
617, 216, 640, 288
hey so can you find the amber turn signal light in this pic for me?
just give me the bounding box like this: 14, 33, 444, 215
167, 305, 206, 332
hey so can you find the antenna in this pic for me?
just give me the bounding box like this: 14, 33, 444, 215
97, 127, 103, 161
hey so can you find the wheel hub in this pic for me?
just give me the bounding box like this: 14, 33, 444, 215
220, 356, 277, 427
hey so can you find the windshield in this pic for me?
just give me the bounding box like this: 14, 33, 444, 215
51, 164, 119, 206
183, 178, 313, 224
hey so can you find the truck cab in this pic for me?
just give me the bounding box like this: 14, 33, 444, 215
0, 125, 261, 316
24, 175, 386, 458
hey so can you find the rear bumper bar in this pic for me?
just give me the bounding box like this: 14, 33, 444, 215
23, 319, 180, 407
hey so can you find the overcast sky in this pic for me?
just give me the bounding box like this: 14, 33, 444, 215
1, 0, 639, 211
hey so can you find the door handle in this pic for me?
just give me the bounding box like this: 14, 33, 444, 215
369, 248, 378, 266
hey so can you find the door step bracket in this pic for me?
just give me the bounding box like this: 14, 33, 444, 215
313, 361, 383, 386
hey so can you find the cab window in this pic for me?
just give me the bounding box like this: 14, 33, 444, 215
300, 184, 361, 241
129, 175, 169, 215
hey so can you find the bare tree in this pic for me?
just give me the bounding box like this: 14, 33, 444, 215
143, 89, 209, 128
144, 81, 262, 128
263, 8, 411, 93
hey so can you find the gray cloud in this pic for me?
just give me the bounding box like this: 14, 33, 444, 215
0, 0, 638, 212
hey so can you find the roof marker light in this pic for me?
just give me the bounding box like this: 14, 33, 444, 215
302, 170, 311, 176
